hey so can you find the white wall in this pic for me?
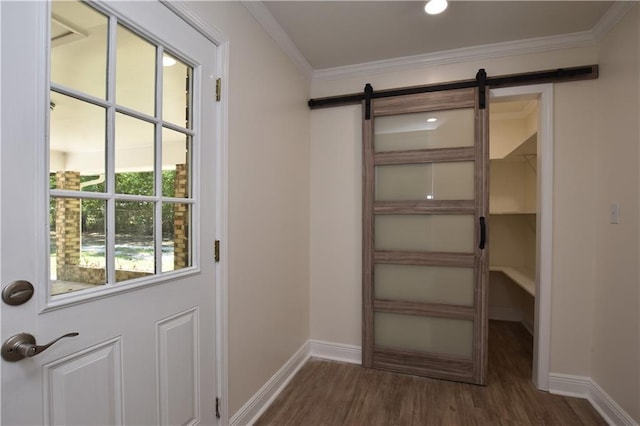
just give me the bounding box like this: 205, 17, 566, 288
309, 105, 362, 344
309, 46, 600, 379
593, 5, 640, 422
183, 2, 311, 416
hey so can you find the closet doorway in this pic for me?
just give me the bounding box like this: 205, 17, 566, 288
489, 85, 553, 390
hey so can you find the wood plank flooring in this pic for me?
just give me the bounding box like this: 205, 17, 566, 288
255, 321, 605, 425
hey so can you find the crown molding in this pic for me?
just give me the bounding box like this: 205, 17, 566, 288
312, 1, 633, 81
312, 31, 595, 81
241, 1, 313, 80
241, 0, 632, 83
592, 1, 635, 41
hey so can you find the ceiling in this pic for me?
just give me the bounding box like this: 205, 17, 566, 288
263, 1, 614, 70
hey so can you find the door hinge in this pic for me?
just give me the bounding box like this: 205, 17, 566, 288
215, 397, 221, 419
216, 78, 221, 102
214, 240, 220, 262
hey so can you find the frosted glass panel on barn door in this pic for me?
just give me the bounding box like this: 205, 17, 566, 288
362, 88, 489, 384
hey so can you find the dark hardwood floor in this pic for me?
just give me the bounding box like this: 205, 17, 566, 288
255, 321, 606, 425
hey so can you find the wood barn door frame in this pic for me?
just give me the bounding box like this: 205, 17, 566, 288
360, 79, 555, 390
362, 86, 489, 385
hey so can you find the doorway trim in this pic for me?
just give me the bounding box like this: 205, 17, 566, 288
490, 84, 553, 390
158, 1, 231, 421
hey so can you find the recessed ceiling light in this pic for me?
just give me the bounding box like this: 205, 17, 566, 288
425, 0, 448, 15
427, 117, 438, 123
163, 55, 177, 67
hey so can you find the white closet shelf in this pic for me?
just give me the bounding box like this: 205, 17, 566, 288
490, 265, 535, 296
505, 132, 536, 160
491, 131, 537, 161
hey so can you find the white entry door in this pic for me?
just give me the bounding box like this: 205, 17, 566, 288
1, 1, 218, 424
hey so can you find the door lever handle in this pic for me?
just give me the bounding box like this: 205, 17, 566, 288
2, 332, 79, 362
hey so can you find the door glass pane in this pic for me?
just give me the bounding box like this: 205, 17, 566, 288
376, 162, 474, 201
115, 113, 155, 196
50, 0, 108, 99
48, 2, 200, 299
163, 203, 191, 272
374, 109, 474, 152
50, 93, 106, 191
50, 197, 106, 295
116, 25, 156, 115
375, 264, 474, 306
162, 128, 190, 198
375, 215, 474, 252
115, 201, 155, 282
375, 312, 473, 357
163, 54, 192, 128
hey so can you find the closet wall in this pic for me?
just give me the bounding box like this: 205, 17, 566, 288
488, 100, 538, 332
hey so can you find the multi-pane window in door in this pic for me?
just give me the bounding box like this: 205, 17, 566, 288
49, 1, 195, 297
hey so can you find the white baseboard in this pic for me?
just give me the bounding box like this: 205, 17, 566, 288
230, 342, 310, 426
548, 373, 592, 398
589, 380, 639, 426
229, 340, 359, 425
521, 316, 534, 336
229, 342, 638, 426
489, 306, 523, 322
549, 373, 638, 426
309, 346, 637, 425
489, 307, 534, 336
309, 340, 361, 364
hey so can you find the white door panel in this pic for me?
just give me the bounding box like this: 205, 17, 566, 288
44, 338, 124, 426
0, 1, 218, 424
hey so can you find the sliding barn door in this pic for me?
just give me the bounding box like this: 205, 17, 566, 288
362, 87, 489, 384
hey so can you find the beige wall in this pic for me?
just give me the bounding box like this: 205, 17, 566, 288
309, 105, 363, 344
490, 161, 536, 214
593, 5, 640, 422
309, 46, 600, 379
489, 119, 530, 159
183, 2, 311, 416
177, 2, 640, 421
549, 80, 598, 375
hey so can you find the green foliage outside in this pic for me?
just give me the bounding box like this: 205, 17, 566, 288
50, 171, 179, 238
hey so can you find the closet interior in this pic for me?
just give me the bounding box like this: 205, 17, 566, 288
489, 98, 538, 335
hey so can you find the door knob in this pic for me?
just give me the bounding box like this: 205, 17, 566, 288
2, 332, 79, 362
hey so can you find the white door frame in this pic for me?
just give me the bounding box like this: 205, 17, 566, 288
0, 1, 231, 423
161, 1, 231, 422
0, 0, 3, 416
490, 84, 553, 390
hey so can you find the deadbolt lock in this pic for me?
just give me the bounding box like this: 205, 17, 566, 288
2, 280, 34, 306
